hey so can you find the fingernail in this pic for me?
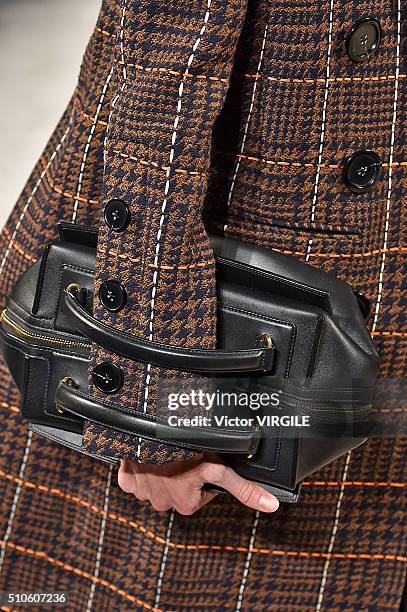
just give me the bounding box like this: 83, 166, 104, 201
259, 495, 279, 512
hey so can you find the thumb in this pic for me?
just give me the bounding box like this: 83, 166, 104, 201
206, 464, 279, 513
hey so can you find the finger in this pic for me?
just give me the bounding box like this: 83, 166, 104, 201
149, 478, 178, 512
127, 461, 199, 512
126, 461, 167, 505
117, 459, 137, 494
126, 461, 153, 502
171, 484, 205, 516
150, 500, 174, 513
204, 464, 279, 513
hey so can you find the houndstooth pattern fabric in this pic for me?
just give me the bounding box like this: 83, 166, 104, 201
0, 0, 405, 609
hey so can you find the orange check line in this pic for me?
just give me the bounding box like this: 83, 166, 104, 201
374, 408, 407, 413
1, 227, 36, 263
103, 243, 406, 264
0, 540, 161, 611
74, 97, 108, 127
122, 61, 230, 83
96, 25, 115, 39
122, 60, 407, 85
39, 158, 100, 205
113, 150, 206, 177
249, 245, 407, 260
242, 72, 407, 85
234, 151, 407, 170
0, 469, 405, 562
0, 400, 19, 414
303, 481, 406, 488
371, 330, 407, 338
106, 248, 210, 270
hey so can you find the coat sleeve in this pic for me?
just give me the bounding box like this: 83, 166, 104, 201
81, 0, 249, 463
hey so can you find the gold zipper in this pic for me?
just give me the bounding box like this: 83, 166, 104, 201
1, 309, 91, 351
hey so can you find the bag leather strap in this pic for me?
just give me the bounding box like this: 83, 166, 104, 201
56, 379, 260, 456
63, 287, 275, 374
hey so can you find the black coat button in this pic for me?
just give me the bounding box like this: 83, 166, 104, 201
343, 150, 382, 194
104, 199, 130, 231
99, 280, 127, 312
346, 18, 382, 63
92, 362, 124, 394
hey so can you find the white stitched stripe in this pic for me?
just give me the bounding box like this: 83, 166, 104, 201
305, 0, 335, 262
71, 67, 114, 223
308, 7, 346, 603
141, 0, 212, 445
371, 0, 401, 334
304, 238, 313, 263
139, 363, 152, 459
85, 465, 113, 612
0, 429, 33, 574
0, 108, 75, 277
305, 238, 314, 261
224, 23, 268, 229
154, 509, 175, 609
315, 451, 351, 611
103, 0, 128, 163
235, 510, 260, 611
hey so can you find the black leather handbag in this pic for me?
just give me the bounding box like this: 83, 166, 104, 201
0, 223, 379, 502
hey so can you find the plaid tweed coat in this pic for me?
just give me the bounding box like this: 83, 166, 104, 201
0, 0, 406, 609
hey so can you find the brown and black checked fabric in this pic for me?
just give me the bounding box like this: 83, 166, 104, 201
0, 0, 406, 609
83, 0, 249, 464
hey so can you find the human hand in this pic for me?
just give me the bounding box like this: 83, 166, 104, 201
118, 454, 279, 515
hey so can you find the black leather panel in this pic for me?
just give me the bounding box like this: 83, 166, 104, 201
211, 234, 375, 351
58, 222, 98, 248
31, 242, 96, 321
